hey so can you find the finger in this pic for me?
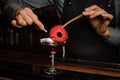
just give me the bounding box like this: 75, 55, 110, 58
101, 13, 113, 25
99, 23, 108, 33
101, 13, 113, 20
16, 14, 27, 26
11, 20, 23, 28
32, 14, 46, 31
85, 5, 100, 11
18, 8, 33, 25
90, 9, 106, 18
83, 10, 96, 16
25, 8, 46, 31
83, 5, 102, 17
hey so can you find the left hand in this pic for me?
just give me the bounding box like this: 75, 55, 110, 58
82, 5, 113, 38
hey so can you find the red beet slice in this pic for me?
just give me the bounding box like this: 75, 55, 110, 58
49, 25, 68, 42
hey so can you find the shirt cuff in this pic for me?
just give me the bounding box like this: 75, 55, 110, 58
4, 2, 21, 21
107, 27, 120, 45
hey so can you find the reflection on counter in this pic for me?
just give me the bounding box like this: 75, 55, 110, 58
0, 61, 119, 80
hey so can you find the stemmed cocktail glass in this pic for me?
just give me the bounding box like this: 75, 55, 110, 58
40, 37, 65, 75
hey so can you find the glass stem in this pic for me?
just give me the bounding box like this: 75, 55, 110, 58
62, 45, 66, 61
51, 51, 56, 69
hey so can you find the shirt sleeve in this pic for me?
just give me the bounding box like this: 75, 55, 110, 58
2, 0, 53, 22
107, 27, 120, 46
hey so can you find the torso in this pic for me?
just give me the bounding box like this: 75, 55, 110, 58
61, 0, 119, 62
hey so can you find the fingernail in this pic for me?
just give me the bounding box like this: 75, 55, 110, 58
82, 12, 85, 15
43, 29, 47, 33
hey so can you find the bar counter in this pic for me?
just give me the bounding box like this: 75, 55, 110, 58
0, 49, 120, 78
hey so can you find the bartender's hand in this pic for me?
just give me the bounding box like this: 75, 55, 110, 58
11, 7, 47, 32
82, 5, 113, 38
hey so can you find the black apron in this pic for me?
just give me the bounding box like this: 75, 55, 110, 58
61, 0, 119, 62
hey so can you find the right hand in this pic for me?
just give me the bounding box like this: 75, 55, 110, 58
12, 7, 47, 32
82, 5, 113, 38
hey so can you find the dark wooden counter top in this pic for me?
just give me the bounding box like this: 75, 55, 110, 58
0, 49, 120, 77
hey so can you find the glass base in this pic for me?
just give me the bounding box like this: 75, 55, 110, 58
44, 68, 62, 75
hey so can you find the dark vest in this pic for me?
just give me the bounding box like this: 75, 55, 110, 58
62, 0, 119, 62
